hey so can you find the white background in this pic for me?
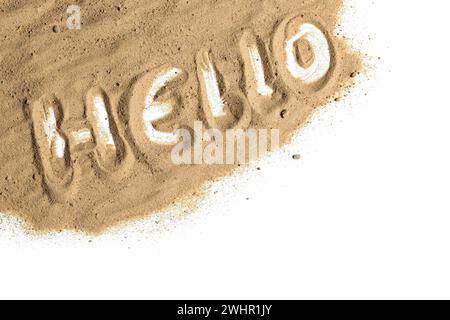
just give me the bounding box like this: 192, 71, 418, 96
1, 0, 450, 300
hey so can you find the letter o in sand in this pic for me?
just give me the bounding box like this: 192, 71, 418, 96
273, 16, 333, 92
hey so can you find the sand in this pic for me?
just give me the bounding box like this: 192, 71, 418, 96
0, 0, 361, 233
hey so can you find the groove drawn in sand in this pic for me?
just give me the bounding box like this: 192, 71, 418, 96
239, 30, 285, 114
85, 87, 132, 178
196, 50, 252, 130
128, 66, 188, 155
273, 15, 334, 92
30, 96, 76, 202
71, 129, 92, 145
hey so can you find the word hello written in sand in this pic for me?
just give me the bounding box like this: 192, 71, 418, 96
30, 15, 332, 202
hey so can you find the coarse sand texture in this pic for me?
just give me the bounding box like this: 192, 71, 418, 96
0, 0, 361, 233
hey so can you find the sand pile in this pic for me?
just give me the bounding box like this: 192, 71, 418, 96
0, 0, 360, 233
